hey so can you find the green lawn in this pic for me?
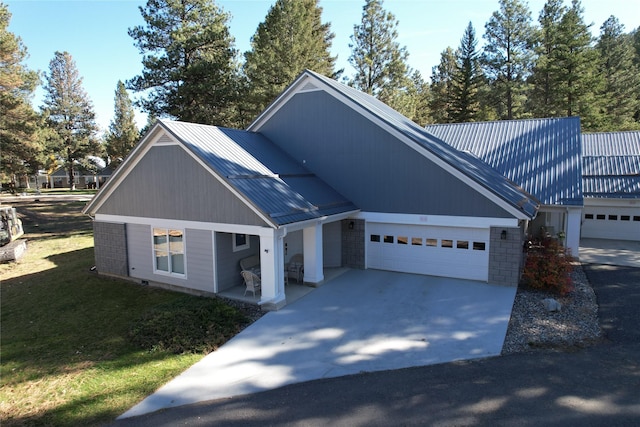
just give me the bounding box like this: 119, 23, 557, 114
0, 200, 247, 426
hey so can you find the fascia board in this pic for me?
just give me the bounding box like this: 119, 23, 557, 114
249, 73, 534, 221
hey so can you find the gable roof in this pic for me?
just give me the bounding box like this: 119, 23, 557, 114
582, 131, 640, 199
425, 117, 583, 207
249, 70, 539, 219
84, 121, 358, 226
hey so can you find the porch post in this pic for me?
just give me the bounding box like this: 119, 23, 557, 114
303, 222, 324, 284
566, 207, 581, 258
258, 228, 286, 310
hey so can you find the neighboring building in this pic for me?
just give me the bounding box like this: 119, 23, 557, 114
83, 70, 538, 310
581, 131, 640, 241
425, 118, 583, 257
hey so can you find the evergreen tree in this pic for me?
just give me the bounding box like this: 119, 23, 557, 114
0, 3, 41, 189
127, 0, 239, 126
243, 0, 337, 120
450, 22, 483, 122
348, 0, 410, 110
481, 0, 535, 120
596, 16, 640, 129
528, 0, 567, 117
105, 81, 140, 168
42, 51, 99, 190
553, 0, 602, 129
429, 47, 457, 123
404, 70, 431, 126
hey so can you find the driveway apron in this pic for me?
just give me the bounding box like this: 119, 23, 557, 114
119, 269, 517, 419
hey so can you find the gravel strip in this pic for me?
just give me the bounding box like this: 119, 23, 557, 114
502, 262, 602, 354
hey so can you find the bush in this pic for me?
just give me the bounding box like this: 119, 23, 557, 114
129, 297, 249, 354
522, 238, 574, 295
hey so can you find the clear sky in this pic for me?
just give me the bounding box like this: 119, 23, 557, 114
6, 0, 639, 132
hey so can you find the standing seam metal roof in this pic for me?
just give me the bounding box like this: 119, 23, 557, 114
425, 118, 583, 206
160, 120, 358, 226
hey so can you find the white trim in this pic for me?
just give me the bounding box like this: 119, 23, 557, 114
95, 214, 274, 237
232, 233, 250, 252
249, 72, 533, 221
354, 211, 519, 228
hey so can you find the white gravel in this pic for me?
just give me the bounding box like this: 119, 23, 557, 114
502, 262, 602, 354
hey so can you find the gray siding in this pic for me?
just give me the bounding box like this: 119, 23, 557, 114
215, 232, 261, 291
259, 91, 512, 219
126, 222, 215, 293
97, 145, 268, 226
323, 221, 342, 267
93, 221, 128, 277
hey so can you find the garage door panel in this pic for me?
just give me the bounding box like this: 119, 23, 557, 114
582, 206, 640, 241
367, 223, 489, 281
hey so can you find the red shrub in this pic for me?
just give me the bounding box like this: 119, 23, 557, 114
522, 238, 574, 295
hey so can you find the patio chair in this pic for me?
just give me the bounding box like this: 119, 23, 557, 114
241, 270, 261, 297
286, 254, 304, 283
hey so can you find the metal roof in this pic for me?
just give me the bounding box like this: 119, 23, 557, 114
425, 117, 583, 206
581, 131, 640, 198
263, 70, 539, 219
160, 120, 358, 226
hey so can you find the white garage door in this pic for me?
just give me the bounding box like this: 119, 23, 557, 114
367, 223, 489, 281
581, 206, 640, 241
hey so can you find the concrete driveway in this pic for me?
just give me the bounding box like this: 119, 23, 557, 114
119, 269, 517, 419
579, 238, 640, 268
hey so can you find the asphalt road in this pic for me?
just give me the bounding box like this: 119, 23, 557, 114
109, 264, 640, 427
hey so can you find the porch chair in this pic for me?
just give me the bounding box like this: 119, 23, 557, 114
286, 254, 304, 283
241, 270, 261, 297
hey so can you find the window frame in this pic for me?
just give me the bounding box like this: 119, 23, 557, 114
152, 227, 186, 277
232, 233, 250, 252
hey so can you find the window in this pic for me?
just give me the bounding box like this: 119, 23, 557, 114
473, 242, 486, 251
411, 237, 422, 246
441, 239, 453, 248
621, 215, 630, 221
596, 214, 606, 220
233, 233, 250, 252
384, 235, 394, 243
426, 238, 437, 247
153, 228, 185, 275
634, 216, 640, 222
370, 234, 381, 242
585, 214, 594, 219
397, 236, 408, 245
457, 240, 469, 249
609, 215, 618, 220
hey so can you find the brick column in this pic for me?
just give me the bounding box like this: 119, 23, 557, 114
341, 219, 365, 269
488, 226, 523, 287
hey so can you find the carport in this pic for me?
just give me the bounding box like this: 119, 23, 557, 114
119, 269, 517, 419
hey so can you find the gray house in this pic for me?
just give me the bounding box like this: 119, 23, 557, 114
83, 70, 538, 310
425, 118, 583, 258
581, 131, 640, 241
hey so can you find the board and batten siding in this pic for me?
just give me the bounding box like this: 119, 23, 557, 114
126, 222, 216, 293
96, 145, 268, 227
259, 91, 512, 219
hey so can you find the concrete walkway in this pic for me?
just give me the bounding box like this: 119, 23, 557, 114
579, 238, 640, 268
119, 269, 517, 419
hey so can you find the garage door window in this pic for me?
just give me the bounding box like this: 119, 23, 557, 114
397, 236, 408, 245
634, 216, 640, 221
596, 214, 606, 220
609, 215, 618, 220
384, 235, 394, 243
621, 215, 630, 221
426, 238, 437, 247
412, 237, 422, 246
442, 239, 453, 248
585, 214, 594, 219
473, 242, 486, 251
370, 234, 381, 242
457, 240, 469, 249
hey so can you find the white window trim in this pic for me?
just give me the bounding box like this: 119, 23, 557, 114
152, 227, 186, 277
232, 233, 250, 252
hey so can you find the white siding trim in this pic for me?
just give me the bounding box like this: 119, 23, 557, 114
354, 211, 519, 228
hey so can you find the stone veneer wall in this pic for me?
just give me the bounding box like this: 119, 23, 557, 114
341, 219, 365, 269
93, 221, 128, 278
488, 226, 523, 287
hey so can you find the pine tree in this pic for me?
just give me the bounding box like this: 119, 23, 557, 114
348, 0, 410, 110
127, 0, 239, 126
553, 0, 602, 130
0, 3, 41, 189
528, 0, 567, 117
404, 70, 431, 126
596, 16, 640, 130
481, 0, 535, 120
42, 51, 99, 190
450, 22, 483, 122
429, 47, 457, 123
243, 0, 337, 120
105, 81, 140, 168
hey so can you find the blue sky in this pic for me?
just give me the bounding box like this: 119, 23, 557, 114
6, 0, 639, 132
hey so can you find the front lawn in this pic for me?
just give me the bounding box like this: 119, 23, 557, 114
0, 200, 249, 426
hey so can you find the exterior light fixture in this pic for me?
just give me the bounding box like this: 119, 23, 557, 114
349, 221, 355, 230
501, 230, 507, 240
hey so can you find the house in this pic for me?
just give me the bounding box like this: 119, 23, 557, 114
83, 70, 538, 310
425, 118, 583, 258
581, 131, 640, 241
49, 165, 98, 189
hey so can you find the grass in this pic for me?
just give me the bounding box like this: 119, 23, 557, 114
0, 200, 249, 426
